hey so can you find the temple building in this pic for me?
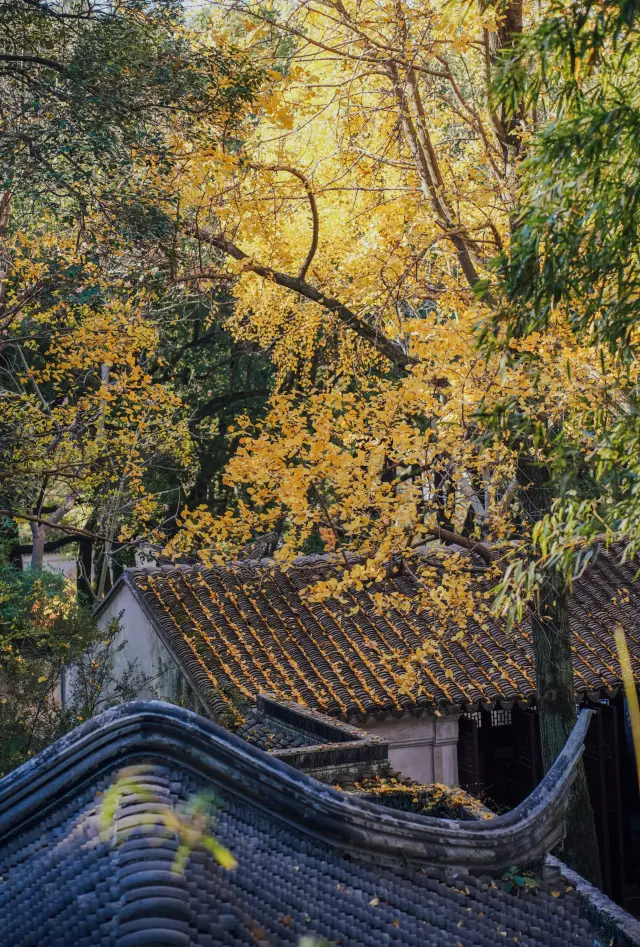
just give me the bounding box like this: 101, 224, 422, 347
94, 547, 640, 910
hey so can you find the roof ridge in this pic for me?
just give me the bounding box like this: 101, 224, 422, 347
0, 700, 594, 875
126, 541, 634, 579
123, 542, 494, 581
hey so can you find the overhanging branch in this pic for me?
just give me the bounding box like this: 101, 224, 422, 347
0, 509, 110, 543
187, 224, 416, 372
418, 527, 493, 566
15, 534, 80, 556
0, 53, 66, 73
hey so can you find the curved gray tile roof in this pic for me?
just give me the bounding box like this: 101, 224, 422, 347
0, 701, 617, 946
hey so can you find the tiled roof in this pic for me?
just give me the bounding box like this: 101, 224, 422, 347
354, 782, 495, 820
235, 697, 489, 805
235, 710, 318, 751
120, 546, 640, 719
234, 705, 400, 791
234, 695, 394, 788
233, 701, 406, 787
1, 701, 632, 947
233, 693, 384, 747
331, 768, 408, 792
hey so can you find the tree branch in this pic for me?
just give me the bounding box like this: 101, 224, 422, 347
15, 534, 80, 556
0, 509, 110, 542
190, 388, 270, 425
171, 272, 235, 283
389, 63, 495, 306
418, 527, 493, 566
187, 225, 415, 371
0, 53, 66, 73
248, 164, 319, 280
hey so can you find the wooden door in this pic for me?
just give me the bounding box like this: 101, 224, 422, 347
457, 715, 482, 795
478, 709, 516, 811
583, 702, 626, 901
511, 707, 541, 804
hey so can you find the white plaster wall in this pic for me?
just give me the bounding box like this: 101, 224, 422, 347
21, 553, 76, 578
434, 717, 460, 786
96, 583, 183, 702
361, 715, 459, 786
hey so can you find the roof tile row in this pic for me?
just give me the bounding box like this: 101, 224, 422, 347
127, 547, 640, 719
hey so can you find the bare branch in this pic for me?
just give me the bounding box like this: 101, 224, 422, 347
249, 163, 319, 280
389, 62, 495, 305
0, 509, 111, 543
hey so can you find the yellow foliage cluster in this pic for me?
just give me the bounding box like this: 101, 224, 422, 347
166, 0, 631, 627
3, 222, 193, 553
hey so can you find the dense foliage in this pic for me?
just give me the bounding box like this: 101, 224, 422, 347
0, 0, 266, 590
482, 2, 640, 596
0, 554, 151, 775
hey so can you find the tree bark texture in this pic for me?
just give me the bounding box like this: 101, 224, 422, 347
30, 521, 45, 572
518, 457, 602, 885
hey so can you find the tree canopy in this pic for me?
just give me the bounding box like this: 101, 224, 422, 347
161, 0, 621, 619
1, 0, 265, 587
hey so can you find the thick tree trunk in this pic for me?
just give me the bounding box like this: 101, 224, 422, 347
518, 457, 602, 885
531, 565, 602, 884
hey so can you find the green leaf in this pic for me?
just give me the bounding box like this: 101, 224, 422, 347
201, 835, 238, 870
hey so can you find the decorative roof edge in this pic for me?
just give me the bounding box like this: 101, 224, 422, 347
256, 693, 387, 745
0, 700, 593, 875
546, 856, 640, 947
255, 694, 391, 773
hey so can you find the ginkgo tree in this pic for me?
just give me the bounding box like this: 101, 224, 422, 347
161, 0, 637, 881
0, 0, 264, 591
1, 234, 193, 583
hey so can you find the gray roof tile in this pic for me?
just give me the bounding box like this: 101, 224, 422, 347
118, 545, 640, 718
0, 701, 633, 946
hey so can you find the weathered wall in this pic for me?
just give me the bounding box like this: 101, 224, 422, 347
95, 583, 185, 703
361, 715, 459, 785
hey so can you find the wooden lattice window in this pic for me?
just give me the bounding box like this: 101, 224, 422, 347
490, 708, 512, 727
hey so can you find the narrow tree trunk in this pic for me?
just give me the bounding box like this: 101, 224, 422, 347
0, 504, 23, 569
96, 538, 112, 600
30, 522, 46, 571
518, 457, 602, 885
76, 536, 94, 603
